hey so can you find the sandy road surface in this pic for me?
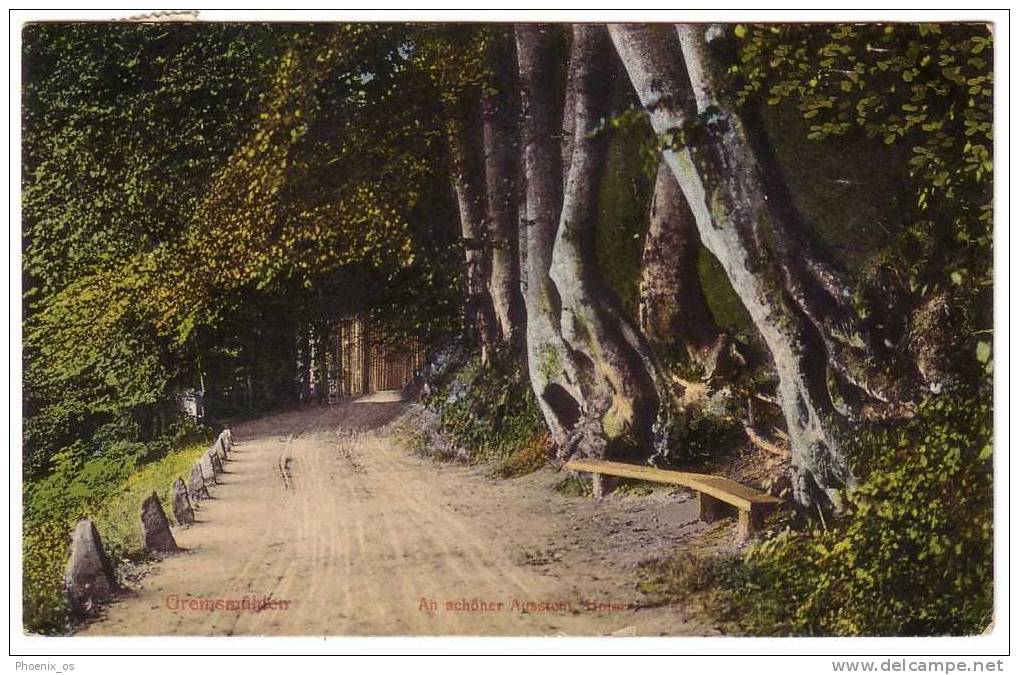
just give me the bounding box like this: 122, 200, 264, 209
82, 393, 716, 636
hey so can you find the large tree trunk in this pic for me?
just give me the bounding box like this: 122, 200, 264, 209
482, 30, 526, 351
757, 145, 917, 416
515, 24, 585, 443
549, 24, 661, 463
686, 28, 917, 418
448, 112, 498, 361
610, 23, 852, 506
640, 157, 732, 378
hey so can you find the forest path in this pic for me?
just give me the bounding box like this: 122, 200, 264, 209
81, 394, 715, 636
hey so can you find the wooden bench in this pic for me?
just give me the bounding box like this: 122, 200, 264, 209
564, 458, 782, 541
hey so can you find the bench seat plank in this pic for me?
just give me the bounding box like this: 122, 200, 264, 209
564, 458, 781, 512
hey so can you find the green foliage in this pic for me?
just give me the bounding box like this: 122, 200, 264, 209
187, 26, 439, 296
22, 23, 282, 300
23, 23, 459, 477
661, 390, 992, 636
634, 24, 999, 638
733, 23, 992, 320
23, 428, 209, 635
426, 348, 547, 473
493, 431, 552, 479
554, 474, 593, 498
22, 23, 283, 476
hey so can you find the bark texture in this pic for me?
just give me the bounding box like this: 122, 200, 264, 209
482, 31, 526, 350
515, 24, 585, 442
735, 74, 917, 418
448, 110, 499, 359
639, 158, 732, 378
611, 23, 852, 505
549, 24, 661, 462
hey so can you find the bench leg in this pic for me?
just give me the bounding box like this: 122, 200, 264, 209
698, 493, 727, 523
737, 506, 767, 542
592, 474, 618, 500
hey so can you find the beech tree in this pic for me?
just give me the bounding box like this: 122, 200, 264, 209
481, 30, 526, 350
548, 24, 663, 463
23, 20, 992, 510
639, 158, 731, 378
610, 23, 987, 505
507, 24, 670, 476
610, 23, 868, 505
514, 25, 585, 441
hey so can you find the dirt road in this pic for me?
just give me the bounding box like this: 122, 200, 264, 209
82, 393, 716, 636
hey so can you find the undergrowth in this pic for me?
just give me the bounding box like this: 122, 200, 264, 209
640, 389, 993, 636
554, 474, 592, 497
424, 346, 548, 477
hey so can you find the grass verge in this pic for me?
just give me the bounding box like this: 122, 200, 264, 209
24, 438, 209, 635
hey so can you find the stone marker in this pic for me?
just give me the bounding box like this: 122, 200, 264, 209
64, 519, 117, 617
172, 478, 195, 526
141, 492, 179, 552
199, 452, 217, 484
213, 436, 227, 462
188, 462, 209, 501
210, 450, 224, 475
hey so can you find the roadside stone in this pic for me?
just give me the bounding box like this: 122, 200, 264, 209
210, 450, 224, 475
64, 519, 117, 617
199, 452, 217, 484
216, 438, 230, 464
141, 492, 179, 553
172, 478, 195, 526
189, 462, 209, 501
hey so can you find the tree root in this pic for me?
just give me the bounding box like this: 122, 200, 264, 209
743, 424, 790, 458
